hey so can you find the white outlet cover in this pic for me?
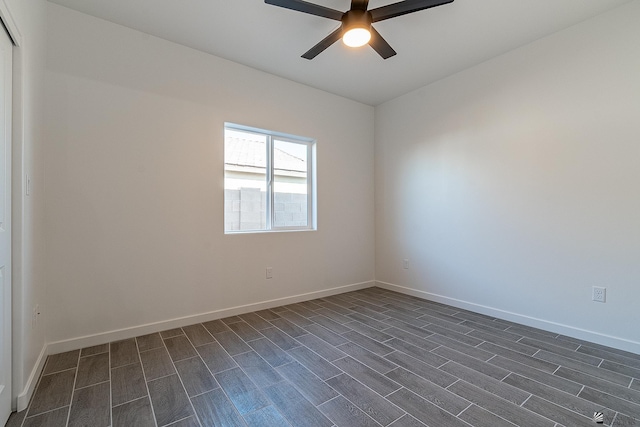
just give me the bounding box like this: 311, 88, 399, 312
592, 286, 606, 303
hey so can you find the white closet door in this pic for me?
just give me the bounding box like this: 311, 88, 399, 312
0, 22, 13, 426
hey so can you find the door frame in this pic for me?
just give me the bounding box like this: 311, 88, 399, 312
0, 20, 11, 425
0, 0, 21, 414
0, 3, 20, 47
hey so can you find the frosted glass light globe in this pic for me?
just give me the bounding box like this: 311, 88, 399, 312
343, 28, 371, 48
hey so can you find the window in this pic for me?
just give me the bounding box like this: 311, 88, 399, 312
224, 123, 316, 233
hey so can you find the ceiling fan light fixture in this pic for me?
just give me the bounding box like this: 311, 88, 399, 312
343, 27, 371, 47
341, 9, 372, 48
264, 0, 454, 59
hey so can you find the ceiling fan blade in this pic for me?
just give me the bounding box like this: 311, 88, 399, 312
302, 27, 343, 60
350, 0, 369, 11
265, 0, 343, 21
370, 0, 453, 22
369, 27, 396, 59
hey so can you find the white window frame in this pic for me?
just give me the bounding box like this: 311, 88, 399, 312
224, 123, 317, 234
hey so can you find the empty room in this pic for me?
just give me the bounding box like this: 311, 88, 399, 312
1, 0, 639, 426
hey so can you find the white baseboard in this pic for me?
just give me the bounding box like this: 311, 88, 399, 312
47, 281, 375, 355
16, 344, 47, 412
376, 281, 640, 355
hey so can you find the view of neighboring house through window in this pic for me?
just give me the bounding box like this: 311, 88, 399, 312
224, 124, 316, 233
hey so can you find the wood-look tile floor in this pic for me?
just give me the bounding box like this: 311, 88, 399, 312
6, 287, 640, 427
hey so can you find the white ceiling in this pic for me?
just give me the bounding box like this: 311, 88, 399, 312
47, 0, 632, 105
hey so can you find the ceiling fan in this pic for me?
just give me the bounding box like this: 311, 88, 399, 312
265, 0, 454, 59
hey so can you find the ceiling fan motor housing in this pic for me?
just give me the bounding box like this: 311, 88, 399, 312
342, 9, 373, 32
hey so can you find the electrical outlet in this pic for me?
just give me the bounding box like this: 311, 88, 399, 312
592, 286, 606, 303
403, 259, 409, 269
266, 267, 273, 279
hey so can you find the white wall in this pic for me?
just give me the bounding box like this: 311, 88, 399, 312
44, 4, 375, 345
5, 0, 48, 409
375, 2, 640, 352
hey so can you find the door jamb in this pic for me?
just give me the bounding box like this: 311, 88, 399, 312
0, 0, 23, 412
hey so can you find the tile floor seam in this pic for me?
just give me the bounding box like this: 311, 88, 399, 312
581, 384, 640, 408
385, 411, 408, 427
555, 363, 635, 391
159, 414, 193, 427
111, 394, 147, 409
610, 411, 619, 425
232, 350, 255, 357
519, 393, 533, 408
187, 388, 219, 401
445, 378, 463, 391
39, 367, 77, 377
138, 347, 164, 355
63, 351, 81, 426
287, 339, 345, 374
385, 361, 450, 396
473, 340, 486, 348
242, 336, 264, 344
175, 354, 200, 363
20, 404, 70, 425
146, 372, 179, 384
457, 402, 474, 417
79, 352, 108, 359
486, 354, 498, 364
430, 344, 444, 353
602, 358, 640, 372
74, 379, 110, 392
342, 327, 396, 346
462, 402, 521, 427
341, 344, 399, 374
435, 358, 449, 369
498, 367, 582, 397
134, 334, 160, 427
108, 348, 113, 427
210, 362, 242, 377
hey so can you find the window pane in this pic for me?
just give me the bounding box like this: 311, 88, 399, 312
273, 139, 308, 228
224, 129, 267, 231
